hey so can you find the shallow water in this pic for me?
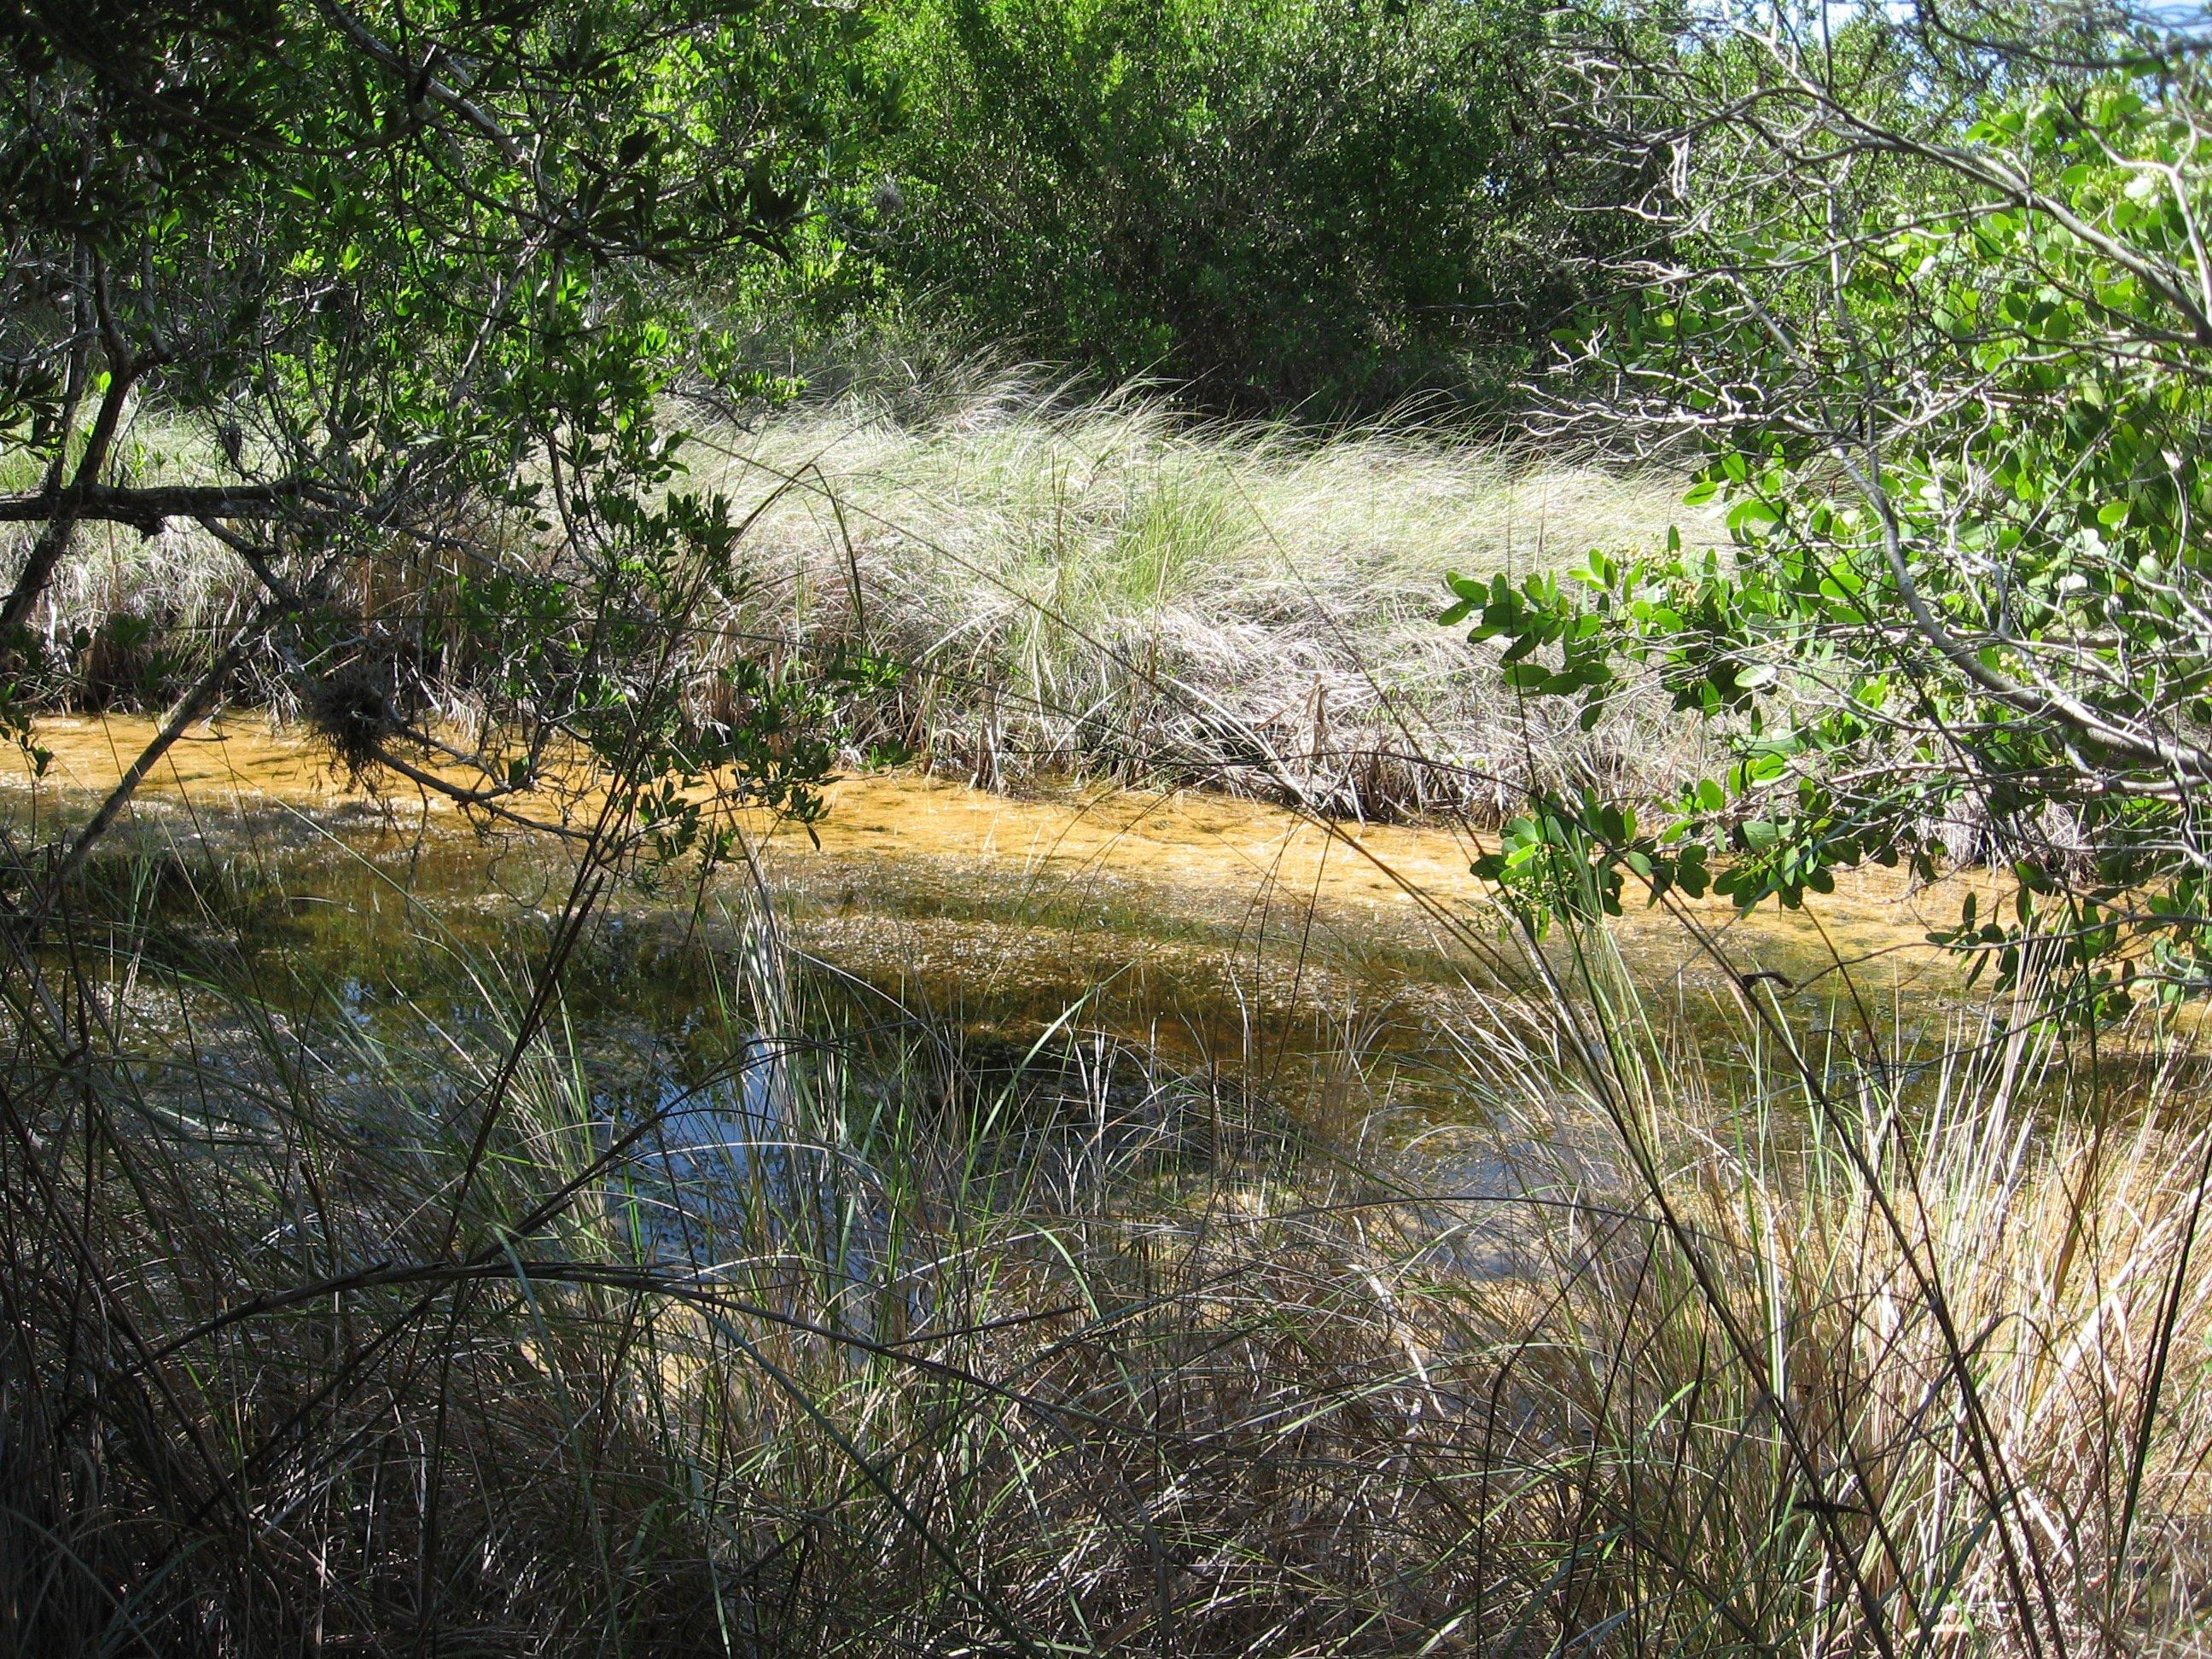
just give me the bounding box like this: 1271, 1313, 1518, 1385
3, 713, 1989, 1133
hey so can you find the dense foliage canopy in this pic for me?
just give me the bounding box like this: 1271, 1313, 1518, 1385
1456, 8, 2212, 1020
795, 0, 1644, 412
0, 0, 869, 875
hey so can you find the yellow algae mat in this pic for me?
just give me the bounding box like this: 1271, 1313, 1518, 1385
3, 713, 1981, 1001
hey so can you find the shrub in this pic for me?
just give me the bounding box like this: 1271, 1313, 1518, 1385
820, 0, 1640, 414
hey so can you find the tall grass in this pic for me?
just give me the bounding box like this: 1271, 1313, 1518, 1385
5, 362, 2204, 1656
685, 371, 1712, 817
3, 822, 2206, 1654
7, 370, 1714, 819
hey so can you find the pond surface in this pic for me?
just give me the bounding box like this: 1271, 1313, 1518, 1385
4, 713, 1989, 1147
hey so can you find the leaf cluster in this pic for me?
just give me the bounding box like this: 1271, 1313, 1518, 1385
1461, 12, 2212, 1019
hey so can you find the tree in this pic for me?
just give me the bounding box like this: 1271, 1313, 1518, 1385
817, 0, 1647, 413
0, 0, 868, 891
1453, 3, 2212, 1022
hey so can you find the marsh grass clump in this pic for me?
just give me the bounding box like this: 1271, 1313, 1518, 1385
3, 837, 2207, 1656
5, 373, 1715, 821
1441, 958, 2212, 1655
681, 374, 1716, 819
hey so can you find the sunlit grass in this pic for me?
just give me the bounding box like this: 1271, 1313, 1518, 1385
6, 368, 1718, 819
689, 370, 1715, 817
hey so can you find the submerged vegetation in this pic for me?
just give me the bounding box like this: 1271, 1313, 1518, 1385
4, 0, 2212, 1655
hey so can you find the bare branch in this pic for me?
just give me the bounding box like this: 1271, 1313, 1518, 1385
0, 480, 336, 536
